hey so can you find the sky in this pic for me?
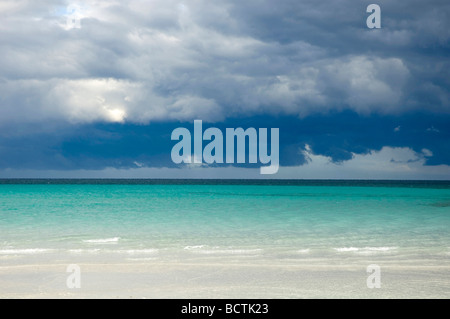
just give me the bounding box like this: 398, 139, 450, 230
0, 0, 449, 179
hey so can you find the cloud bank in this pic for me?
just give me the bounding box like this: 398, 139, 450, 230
0, 0, 449, 124
0, 0, 449, 178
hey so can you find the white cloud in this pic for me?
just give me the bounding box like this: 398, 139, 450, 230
320, 56, 410, 114
0, 78, 225, 123
421, 148, 433, 157
275, 145, 450, 180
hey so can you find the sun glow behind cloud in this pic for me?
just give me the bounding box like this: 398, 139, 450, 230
0, 0, 449, 178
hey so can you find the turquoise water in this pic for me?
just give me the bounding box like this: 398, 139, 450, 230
1, 180, 450, 262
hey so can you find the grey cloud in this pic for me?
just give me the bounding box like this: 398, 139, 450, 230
0, 0, 449, 124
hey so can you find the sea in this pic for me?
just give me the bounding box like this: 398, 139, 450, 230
1, 179, 449, 264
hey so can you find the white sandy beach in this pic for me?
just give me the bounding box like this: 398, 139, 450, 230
1, 256, 449, 298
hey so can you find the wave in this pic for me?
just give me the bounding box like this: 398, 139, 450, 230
116, 249, 159, 255
183, 245, 206, 250
68, 248, 158, 255
334, 247, 397, 254
334, 247, 359, 252
82, 237, 120, 244
297, 249, 310, 254
0, 248, 54, 255
126, 257, 158, 261
189, 248, 263, 255
68, 249, 101, 254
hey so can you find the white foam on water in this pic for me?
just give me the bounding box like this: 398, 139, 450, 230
363, 246, 396, 251
68, 249, 101, 254
1, 241, 13, 248
183, 245, 206, 250
126, 257, 158, 261
83, 237, 120, 244
0, 248, 54, 255
192, 248, 263, 255
334, 247, 397, 254
297, 249, 311, 254
183, 245, 263, 255
334, 247, 359, 252
120, 249, 159, 255
68, 248, 158, 255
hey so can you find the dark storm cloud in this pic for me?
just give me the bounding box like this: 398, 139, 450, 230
0, 0, 449, 125
0, 0, 449, 175
1, 112, 449, 171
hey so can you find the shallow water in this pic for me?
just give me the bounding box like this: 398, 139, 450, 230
1, 180, 449, 263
